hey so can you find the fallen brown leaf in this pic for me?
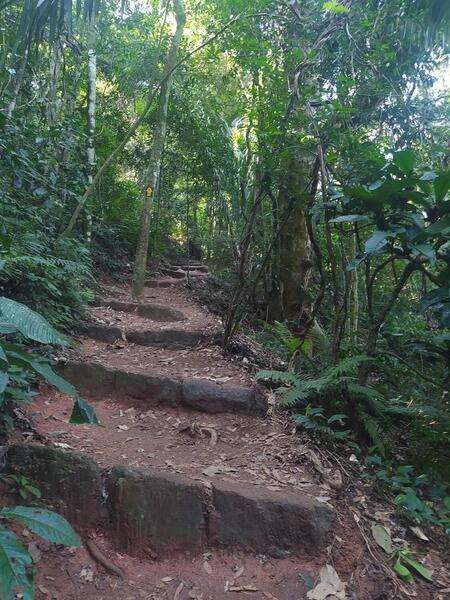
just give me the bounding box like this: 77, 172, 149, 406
203, 560, 212, 575
173, 582, 184, 600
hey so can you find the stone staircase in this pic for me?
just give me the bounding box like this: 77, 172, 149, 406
5, 262, 337, 598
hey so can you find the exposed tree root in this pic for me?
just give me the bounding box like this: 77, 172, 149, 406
86, 539, 125, 579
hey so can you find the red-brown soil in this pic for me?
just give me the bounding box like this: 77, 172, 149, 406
6, 273, 447, 599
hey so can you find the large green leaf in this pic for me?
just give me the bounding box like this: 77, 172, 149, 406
402, 555, 433, 582
0, 345, 8, 364
0, 322, 18, 335
371, 524, 393, 553
410, 243, 436, 265
0, 524, 34, 600
0, 298, 67, 345
30, 361, 78, 398
0, 371, 9, 393
69, 397, 99, 424
434, 172, 450, 202
393, 149, 415, 173
0, 507, 81, 547
419, 287, 450, 312
426, 214, 450, 236
1, 344, 77, 395
393, 557, 413, 584
329, 214, 369, 223
364, 230, 393, 254
2, 343, 98, 423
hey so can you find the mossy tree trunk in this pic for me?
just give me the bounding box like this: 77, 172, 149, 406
268, 151, 318, 325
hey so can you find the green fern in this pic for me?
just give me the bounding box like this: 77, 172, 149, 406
294, 406, 351, 441
255, 370, 298, 385
255, 355, 431, 450
361, 412, 387, 457
276, 386, 310, 407
327, 355, 373, 378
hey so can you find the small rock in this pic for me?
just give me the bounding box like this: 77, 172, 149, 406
28, 542, 41, 563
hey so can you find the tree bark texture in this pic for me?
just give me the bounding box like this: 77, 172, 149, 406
132, 0, 186, 299
86, 16, 97, 244
268, 152, 317, 324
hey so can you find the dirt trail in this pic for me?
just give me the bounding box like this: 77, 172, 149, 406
5, 264, 426, 599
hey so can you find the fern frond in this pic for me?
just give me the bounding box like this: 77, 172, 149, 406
328, 355, 372, 378
255, 370, 298, 385
278, 387, 310, 406
361, 413, 386, 457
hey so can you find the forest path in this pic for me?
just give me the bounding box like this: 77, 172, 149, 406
7, 264, 361, 600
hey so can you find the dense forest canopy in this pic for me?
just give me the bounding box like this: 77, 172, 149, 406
0, 0, 449, 593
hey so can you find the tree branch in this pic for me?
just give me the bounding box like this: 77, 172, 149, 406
58, 11, 245, 238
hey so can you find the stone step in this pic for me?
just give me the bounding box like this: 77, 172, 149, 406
145, 278, 185, 288
78, 322, 217, 349
5, 444, 334, 558
173, 264, 209, 273
58, 359, 267, 416
92, 298, 186, 322
160, 267, 187, 279
171, 260, 204, 267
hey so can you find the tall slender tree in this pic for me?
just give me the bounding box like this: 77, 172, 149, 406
86, 14, 97, 244
132, 0, 186, 298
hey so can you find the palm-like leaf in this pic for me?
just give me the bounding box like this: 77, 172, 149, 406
0, 297, 67, 345
0, 0, 99, 48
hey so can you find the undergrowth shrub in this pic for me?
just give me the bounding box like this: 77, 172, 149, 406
91, 221, 134, 277
0, 210, 93, 328
257, 354, 446, 454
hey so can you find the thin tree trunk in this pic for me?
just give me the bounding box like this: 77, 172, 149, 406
47, 41, 62, 127
58, 11, 240, 240
359, 261, 416, 384
6, 49, 27, 118
131, 0, 186, 299
86, 15, 97, 245
351, 226, 359, 343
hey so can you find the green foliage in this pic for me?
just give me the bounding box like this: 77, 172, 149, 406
0, 475, 41, 501
392, 549, 433, 585
371, 523, 433, 584
257, 355, 372, 407
0, 226, 93, 329
340, 152, 450, 328
294, 405, 350, 441
69, 397, 99, 425
257, 356, 394, 453
365, 456, 450, 532
0, 524, 34, 600
0, 506, 80, 600
323, 0, 350, 14
0, 0, 448, 582
0, 507, 80, 547
0, 299, 93, 599
0, 296, 98, 433
0, 297, 67, 345
250, 321, 299, 362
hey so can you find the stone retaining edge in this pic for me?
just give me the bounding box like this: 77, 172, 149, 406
77, 323, 220, 348
92, 298, 187, 322
3, 444, 334, 558
58, 360, 267, 416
